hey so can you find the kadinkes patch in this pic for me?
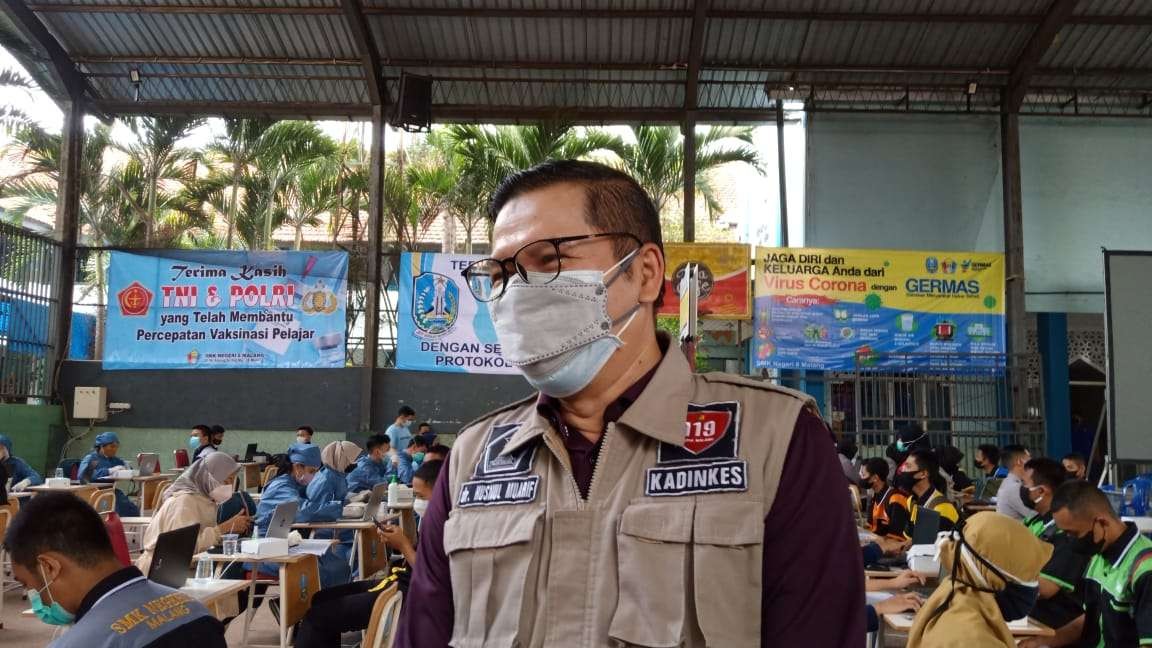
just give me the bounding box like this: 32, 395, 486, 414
645, 460, 748, 497
458, 475, 541, 508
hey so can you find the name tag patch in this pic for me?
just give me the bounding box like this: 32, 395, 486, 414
645, 460, 748, 497
473, 423, 537, 479
458, 476, 541, 508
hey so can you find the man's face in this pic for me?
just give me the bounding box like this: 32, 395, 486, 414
975, 450, 987, 468
12, 554, 81, 614
210, 433, 224, 446
372, 445, 390, 461
297, 429, 312, 441
1064, 459, 1086, 479
418, 425, 431, 435
1053, 508, 1103, 546
412, 477, 433, 501
901, 457, 925, 483
491, 183, 662, 395
1023, 469, 1050, 513
403, 415, 416, 426
100, 443, 118, 458
1012, 451, 1031, 476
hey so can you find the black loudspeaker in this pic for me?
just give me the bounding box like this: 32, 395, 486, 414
393, 73, 433, 133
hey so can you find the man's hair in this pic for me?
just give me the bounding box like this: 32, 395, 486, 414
976, 444, 1001, 465
398, 406, 416, 418
863, 457, 889, 482
1001, 444, 1029, 467
193, 424, 211, 435
428, 444, 451, 458
210, 425, 225, 436
1025, 457, 1069, 491
410, 436, 430, 450
418, 422, 431, 430
836, 438, 858, 460
4, 492, 116, 570
297, 426, 314, 436
413, 459, 444, 487
934, 445, 964, 472
1063, 452, 1087, 466
365, 434, 390, 452
1052, 480, 1118, 520
488, 160, 666, 308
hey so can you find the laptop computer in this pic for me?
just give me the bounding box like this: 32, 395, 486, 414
911, 507, 942, 546
243, 443, 258, 462
266, 501, 299, 539
341, 483, 388, 521
147, 523, 200, 588
136, 453, 159, 477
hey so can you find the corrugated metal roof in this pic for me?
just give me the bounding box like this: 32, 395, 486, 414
5, 0, 1152, 120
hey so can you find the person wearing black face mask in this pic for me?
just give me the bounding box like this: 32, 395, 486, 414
908, 513, 1052, 648
859, 457, 910, 541
896, 450, 960, 537
1050, 480, 1152, 648
1014, 458, 1091, 646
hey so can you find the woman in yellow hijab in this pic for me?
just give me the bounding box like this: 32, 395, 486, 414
908, 512, 1053, 648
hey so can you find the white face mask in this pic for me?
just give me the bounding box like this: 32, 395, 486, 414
413, 498, 429, 517
209, 484, 234, 504
489, 249, 641, 398
296, 436, 308, 444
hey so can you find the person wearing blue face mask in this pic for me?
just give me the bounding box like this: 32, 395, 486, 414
2, 491, 225, 647
0, 433, 44, 492
188, 424, 211, 454
254, 442, 350, 587
78, 432, 139, 517
386, 406, 417, 453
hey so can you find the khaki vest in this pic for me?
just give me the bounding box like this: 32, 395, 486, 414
444, 343, 815, 648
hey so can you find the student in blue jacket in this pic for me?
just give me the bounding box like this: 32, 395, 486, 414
0, 434, 44, 492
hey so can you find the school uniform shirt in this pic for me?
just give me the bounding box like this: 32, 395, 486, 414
346, 455, 396, 493
1024, 511, 1090, 630
995, 472, 1036, 521
49, 567, 225, 648
1079, 522, 1152, 647
397, 335, 866, 647
868, 485, 911, 541
908, 487, 960, 536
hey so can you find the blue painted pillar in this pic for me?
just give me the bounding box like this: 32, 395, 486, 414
1037, 312, 1071, 459
801, 371, 827, 416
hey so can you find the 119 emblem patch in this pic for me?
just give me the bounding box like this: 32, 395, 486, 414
646, 401, 747, 496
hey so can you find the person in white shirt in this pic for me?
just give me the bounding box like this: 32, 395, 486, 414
996, 444, 1037, 521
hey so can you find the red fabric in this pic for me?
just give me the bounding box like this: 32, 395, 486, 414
103, 512, 132, 567
174, 449, 189, 469
69, 464, 79, 480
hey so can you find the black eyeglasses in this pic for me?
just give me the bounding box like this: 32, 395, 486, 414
461, 232, 642, 302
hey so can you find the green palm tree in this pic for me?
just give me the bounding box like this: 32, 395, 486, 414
614, 125, 762, 223
0, 68, 35, 134
283, 158, 340, 250
254, 121, 337, 249
119, 116, 205, 246
203, 117, 279, 249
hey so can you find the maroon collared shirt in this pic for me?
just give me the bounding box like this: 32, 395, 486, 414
397, 381, 865, 647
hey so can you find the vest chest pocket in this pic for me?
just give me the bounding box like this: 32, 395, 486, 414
692, 500, 764, 647
444, 505, 545, 648
609, 501, 695, 647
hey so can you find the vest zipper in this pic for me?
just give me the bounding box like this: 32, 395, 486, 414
543, 432, 583, 506
586, 422, 615, 503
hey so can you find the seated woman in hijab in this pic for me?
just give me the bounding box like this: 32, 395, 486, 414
306, 441, 363, 564
908, 512, 1053, 648
255, 442, 352, 587
137, 453, 253, 617
77, 431, 139, 517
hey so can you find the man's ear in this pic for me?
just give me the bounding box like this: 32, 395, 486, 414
636, 243, 664, 305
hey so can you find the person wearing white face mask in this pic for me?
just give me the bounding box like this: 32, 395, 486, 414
399, 160, 865, 647
386, 406, 417, 454
296, 425, 315, 445
136, 452, 250, 575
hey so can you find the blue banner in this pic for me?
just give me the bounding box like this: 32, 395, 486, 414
104, 250, 348, 369
396, 252, 518, 374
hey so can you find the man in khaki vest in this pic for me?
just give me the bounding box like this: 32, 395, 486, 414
397, 160, 865, 647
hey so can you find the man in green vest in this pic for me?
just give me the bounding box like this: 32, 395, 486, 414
1017, 458, 1091, 648
1051, 480, 1152, 647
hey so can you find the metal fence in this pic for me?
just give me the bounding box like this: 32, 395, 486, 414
828, 352, 1046, 472
0, 222, 61, 401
